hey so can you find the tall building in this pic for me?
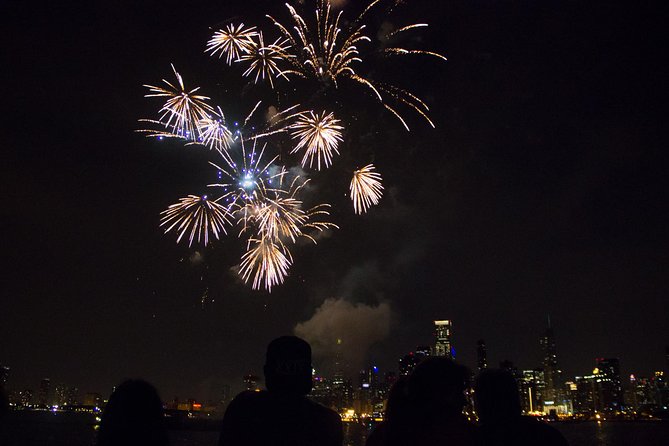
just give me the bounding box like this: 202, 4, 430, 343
477, 340, 487, 372
355, 365, 382, 415
434, 320, 453, 358
333, 338, 345, 385
519, 369, 545, 413
595, 358, 623, 411
38, 378, 51, 406
573, 374, 597, 414
573, 359, 624, 414
539, 317, 561, 402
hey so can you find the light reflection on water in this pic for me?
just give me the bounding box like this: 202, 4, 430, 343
1, 412, 667, 446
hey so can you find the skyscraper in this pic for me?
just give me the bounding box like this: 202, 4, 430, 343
539, 317, 561, 402
477, 339, 488, 372
434, 320, 453, 358
596, 358, 624, 411
38, 378, 51, 406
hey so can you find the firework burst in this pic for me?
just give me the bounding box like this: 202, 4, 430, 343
238, 32, 293, 89
160, 195, 233, 246
350, 164, 383, 214
206, 23, 258, 64
258, 0, 446, 127
196, 107, 234, 154
266, 2, 369, 84
239, 237, 293, 292
143, 64, 214, 138
256, 175, 338, 242
289, 111, 344, 170
208, 138, 280, 209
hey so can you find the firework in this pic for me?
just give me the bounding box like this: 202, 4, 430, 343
289, 111, 344, 170
143, 64, 214, 138
239, 237, 293, 291
256, 175, 338, 242
209, 138, 280, 207
206, 2, 446, 127
195, 106, 234, 153
262, 1, 445, 127
350, 164, 383, 214
238, 32, 292, 89
206, 23, 258, 64
140, 0, 445, 292
266, 2, 368, 84
160, 195, 233, 246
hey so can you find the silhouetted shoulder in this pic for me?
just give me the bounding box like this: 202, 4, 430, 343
97, 379, 168, 446
219, 391, 342, 446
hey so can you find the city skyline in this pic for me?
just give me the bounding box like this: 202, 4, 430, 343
2, 319, 667, 403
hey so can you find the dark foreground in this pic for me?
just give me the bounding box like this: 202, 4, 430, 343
1, 412, 667, 446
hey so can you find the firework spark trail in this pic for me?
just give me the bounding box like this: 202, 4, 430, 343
267, 2, 369, 85
386, 23, 429, 38
195, 106, 234, 154
383, 47, 448, 62
143, 64, 214, 138
208, 138, 280, 209
206, 23, 259, 64
239, 237, 293, 291
289, 111, 344, 170
160, 195, 233, 246
350, 164, 384, 214
239, 32, 293, 88
256, 176, 338, 243
254, 1, 446, 128
256, 194, 306, 243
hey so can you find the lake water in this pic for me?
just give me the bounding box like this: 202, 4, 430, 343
1, 412, 667, 446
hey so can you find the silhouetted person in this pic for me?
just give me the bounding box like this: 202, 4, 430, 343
97, 379, 169, 446
218, 336, 343, 446
405, 357, 478, 445
474, 369, 568, 446
370, 358, 477, 446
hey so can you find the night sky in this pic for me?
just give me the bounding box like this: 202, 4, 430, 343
2, 0, 666, 402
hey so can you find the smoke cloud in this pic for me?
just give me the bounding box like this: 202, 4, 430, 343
294, 298, 391, 374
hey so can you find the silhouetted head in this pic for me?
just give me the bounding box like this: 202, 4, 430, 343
97, 379, 168, 446
474, 369, 522, 424
263, 336, 312, 396
407, 357, 470, 418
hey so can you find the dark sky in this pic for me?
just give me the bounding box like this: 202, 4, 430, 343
2, 0, 666, 401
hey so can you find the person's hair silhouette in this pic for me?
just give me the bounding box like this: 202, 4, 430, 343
368, 357, 478, 446
97, 379, 169, 446
404, 357, 478, 446
263, 336, 313, 395
218, 336, 343, 446
474, 369, 569, 446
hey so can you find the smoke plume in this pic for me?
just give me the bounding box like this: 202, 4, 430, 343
294, 298, 391, 374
